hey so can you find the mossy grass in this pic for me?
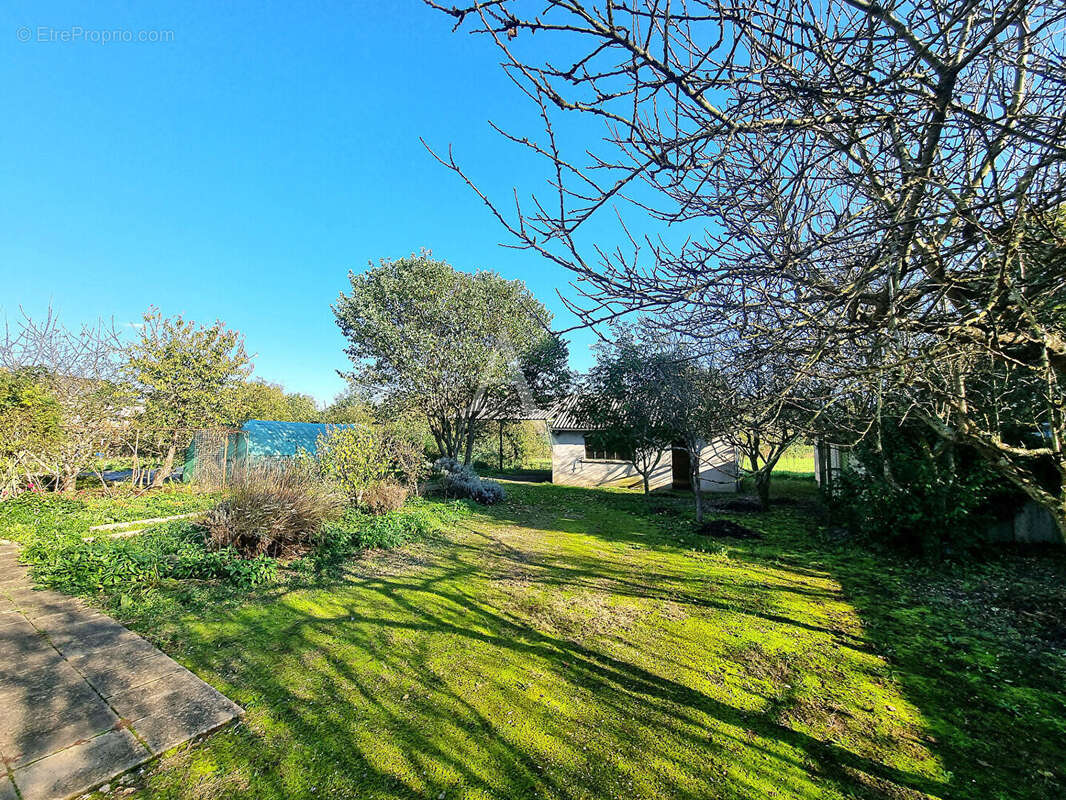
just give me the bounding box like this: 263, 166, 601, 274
11, 481, 1063, 799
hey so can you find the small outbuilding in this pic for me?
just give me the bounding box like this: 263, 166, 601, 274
546, 396, 739, 492
183, 420, 356, 486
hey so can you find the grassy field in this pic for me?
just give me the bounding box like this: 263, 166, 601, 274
25, 481, 1053, 800
771, 444, 816, 476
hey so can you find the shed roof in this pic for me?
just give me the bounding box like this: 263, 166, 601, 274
546, 394, 618, 431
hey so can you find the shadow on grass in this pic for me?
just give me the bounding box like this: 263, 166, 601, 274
123, 481, 1064, 800
488, 482, 1066, 800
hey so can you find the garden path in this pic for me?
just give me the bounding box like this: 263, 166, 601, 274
0, 541, 242, 800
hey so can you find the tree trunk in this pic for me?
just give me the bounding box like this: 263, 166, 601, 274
152, 443, 177, 488
642, 472, 650, 495
754, 469, 771, 509
692, 466, 703, 523
131, 430, 141, 488
59, 469, 78, 494
463, 420, 476, 466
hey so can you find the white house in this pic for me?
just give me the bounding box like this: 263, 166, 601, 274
545, 396, 739, 492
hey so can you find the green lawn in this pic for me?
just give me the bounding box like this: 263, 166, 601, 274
16, 483, 1066, 799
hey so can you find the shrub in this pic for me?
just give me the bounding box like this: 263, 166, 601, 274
356, 513, 426, 549
0, 368, 63, 498
203, 465, 344, 558
381, 426, 429, 492
305, 499, 469, 571
434, 457, 506, 504
316, 424, 390, 503
362, 480, 408, 515
828, 419, 1024, 554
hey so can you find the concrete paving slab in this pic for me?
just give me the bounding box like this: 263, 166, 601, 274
107, 670, 230, 722
1, 702, 121, 769
0, 680, 103, 729
43, 615, 129, 645
49, 628, 147, 661
64, 637, 160, 672
12, 728, 149, 800
0, 641, 65, 672
30, 609, 113, 633
81, 652, 190, 699
0, 613, 36, 635
0, 657, 87, 698
12, 598, 88, 622
1, 542, 243, 799
0, 690, 118, 749
134, 705, 237, 755
0, 623, 48, 662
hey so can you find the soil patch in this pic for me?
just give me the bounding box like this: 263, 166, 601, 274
698, 519, 763, 539
706, 496, 765, 513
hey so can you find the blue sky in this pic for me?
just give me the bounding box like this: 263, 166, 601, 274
1, 1, 616, 405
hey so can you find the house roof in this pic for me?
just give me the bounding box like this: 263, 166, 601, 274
546, 394, 617, 431
473, 401, 551, 422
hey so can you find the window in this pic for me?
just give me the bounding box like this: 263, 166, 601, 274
583, 432, 633, 462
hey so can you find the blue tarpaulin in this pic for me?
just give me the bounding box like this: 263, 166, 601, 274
240, 419, 356, 459
183, 420, 358, 483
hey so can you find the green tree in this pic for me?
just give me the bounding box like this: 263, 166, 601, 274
334, 253, 569, 465
126, 310, 251, 486
225, 380, 290, 424
583, 334, 676, 495
316, 425, 389, 505
284, 392, 319, 422
321, 387, 375, 425
473, 419, 552, 472
225, 380, 320, 424
1, 309, 126, 493
0, 368, 63, 496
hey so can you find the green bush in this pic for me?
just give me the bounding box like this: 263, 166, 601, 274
0, 368, 63, 497
830, 420, 1024, 554
316, 424, 390, 503
308, 500, 470, 571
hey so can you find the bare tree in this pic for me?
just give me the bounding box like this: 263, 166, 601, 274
427, 0, 1066, 534
581, 335, 675, 494
653, 349, 730, 522
0, 308, 126, 493
722, 351, 809, 509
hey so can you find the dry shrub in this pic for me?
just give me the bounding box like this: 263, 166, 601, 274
203, 465, 344, 558
362, 480, 408, 515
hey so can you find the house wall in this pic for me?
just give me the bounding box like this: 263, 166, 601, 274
550, 431, 736, 492
550, 430, 673, 490
695, 438, 739, 493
